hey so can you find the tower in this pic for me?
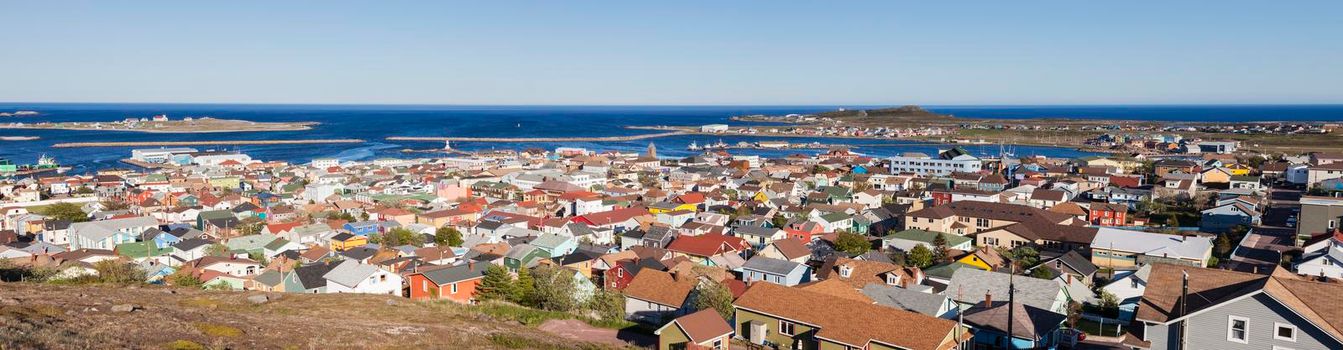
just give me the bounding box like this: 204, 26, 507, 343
647, 142, 657, 158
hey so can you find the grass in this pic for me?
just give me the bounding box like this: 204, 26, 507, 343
194, 322, 244, 337
162, 340, 206, 350
488, 334, 613, 350
1075, 318, 1127, 337
465, 302, 636, 330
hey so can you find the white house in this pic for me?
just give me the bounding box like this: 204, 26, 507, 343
1296, 232, 1343, 280
322, 260, 403, 295
68, 216, 159, 250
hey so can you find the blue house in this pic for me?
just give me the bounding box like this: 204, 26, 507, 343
1199, 202, 1259, 233
738, 256, 809, 286
141, 228, 180, 249
851, 165, 868, 174
343, 221, 384, 237
962, 301, 1067, 350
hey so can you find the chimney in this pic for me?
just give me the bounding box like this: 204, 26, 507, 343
983, 292, 993, 307
468, 261, 476, 270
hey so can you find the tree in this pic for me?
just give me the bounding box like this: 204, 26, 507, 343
511, 267, 536, 306
99, 199, 129, 211
1031, 267, 1056, 280
932, 233, 951, 263
36, 202, 89, 222
1214, 234, 1235, 257
168, 270, 204, 287
530, 266, 577, 312
587, 289, 626, 321
206, 243, 230, 257
435, 226, 464, 247
770, 214, 789, 229
476, 265, 514, 302
690, 279, 735, 321
834, 232, 871, 256
1009, 246, 1040, 269
907, 245, 934, 268
380, 228, 424, 247
93, 260, 146, 284
238, 217, 264, 236
1165, 215, 1180, 228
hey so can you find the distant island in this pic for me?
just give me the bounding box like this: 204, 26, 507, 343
0, 110, 39, 117
0, 115, 317, 133
728, 105, 1343, 153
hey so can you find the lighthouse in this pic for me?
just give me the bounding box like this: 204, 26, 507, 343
444, 140, 452, 150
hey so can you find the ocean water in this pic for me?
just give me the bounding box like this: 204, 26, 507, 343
3, 103, 1336, 173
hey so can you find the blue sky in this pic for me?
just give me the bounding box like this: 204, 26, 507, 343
1, 1, 1340, 105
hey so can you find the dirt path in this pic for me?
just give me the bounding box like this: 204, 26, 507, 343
539, 319, 655, 348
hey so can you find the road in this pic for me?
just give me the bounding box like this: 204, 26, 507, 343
1226, 187, 1301, 274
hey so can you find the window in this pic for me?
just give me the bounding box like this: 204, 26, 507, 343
712, 339, 723, 350
1227, 316, 1249, 343
422, 280, 429, 292
1274, 323, 1297, 342
1330, 220, 1337, 230
380, 275, 387, 282
778, 320, 796, 336
450, 283, 459, 294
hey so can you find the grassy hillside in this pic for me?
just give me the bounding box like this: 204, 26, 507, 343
0, 283, 627, 350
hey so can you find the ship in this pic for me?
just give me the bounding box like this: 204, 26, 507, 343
0, 155, 71, 177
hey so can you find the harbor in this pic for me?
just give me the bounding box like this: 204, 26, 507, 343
386, 131, 686, 143
51, 139, 366, 148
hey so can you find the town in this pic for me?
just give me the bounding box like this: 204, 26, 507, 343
2, 138, 1342, 350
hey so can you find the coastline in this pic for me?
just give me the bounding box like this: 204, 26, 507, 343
51, 139, 364, 148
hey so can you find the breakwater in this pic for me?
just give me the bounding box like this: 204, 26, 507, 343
52, 139, 365, 148
386, 131, 686, 143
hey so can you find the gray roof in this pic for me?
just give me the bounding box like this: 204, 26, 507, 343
322, 260, 381, 288
740, 256, 805, 276
69, 216, 159, 241
946, 268, 1065, 313
733, 225, 781, 238
861, 283, 950, 316
1092, 227, 1212, 261
292, 262, 337, 289
419, 262, 491, 285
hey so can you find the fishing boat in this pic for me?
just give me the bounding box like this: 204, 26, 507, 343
0, 155, 71, 177
687, 140, 700, 151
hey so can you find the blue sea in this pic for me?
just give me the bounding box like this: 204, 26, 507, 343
0, 103, 1339, 173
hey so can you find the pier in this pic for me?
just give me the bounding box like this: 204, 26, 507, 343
51, 139, 365, 148
386, 131, 686, 143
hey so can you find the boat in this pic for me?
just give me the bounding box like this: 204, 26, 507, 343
687, 141, 700, 151
0, 155, 71, 177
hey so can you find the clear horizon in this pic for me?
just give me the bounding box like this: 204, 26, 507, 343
3, 1, 1341, 105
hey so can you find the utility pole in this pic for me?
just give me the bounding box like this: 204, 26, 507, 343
1007, 272, 1015, 349
1179, 270, 1189, 350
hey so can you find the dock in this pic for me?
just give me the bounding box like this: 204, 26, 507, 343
386, 131, 685, 143
52, 139, 365, 148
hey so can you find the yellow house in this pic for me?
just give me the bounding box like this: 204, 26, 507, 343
208, 176, 242, 189
1200, 167, 1233, 184
955, 246, 1005, 271
330, 232, 367, 251
1226, 164, 1252, 176
752, 191, 769, 203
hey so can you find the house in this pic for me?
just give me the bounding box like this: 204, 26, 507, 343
961, 295, 1069, 350
329, 232, 367, 251
975, 221, 1098, 254
623, 269, 696, 324
904, 201, 1075, 236
281, 262, 337, 293
1295, 231, 1342, 280
1088, 202, 1129, 226
732, 226, 787, 248
1100, 264, 1152, 321
655, 309, 733, 350
665, 233, 749, 265
1200, 202, 1260, 233
407, 262, 491, 302
733, 282, 967, 350
68, 216, 159, 250
859, 283, 959, 318
756, 238, 811, 263
739, 256, 809, 286
888, 148, 983, 176
1030, 250, 1099, 286
947, 268, 1070, 315
1298, 196, 1343, 245
322, 260, 403, 295
954, 246, 1009, 272
883, 229, 974, 252
1135, 264, 1343, 350
1090, 227, 1214, 269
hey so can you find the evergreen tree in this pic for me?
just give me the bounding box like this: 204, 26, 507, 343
932, 233, 951, 263
511, 266, 536, 306
476, 265, 514, 302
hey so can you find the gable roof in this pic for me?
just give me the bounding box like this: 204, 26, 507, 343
658, 309, 733, 344
1136, 263, 1343, 342
734, 282, 961, 350
322, 260, 381, 288
417, 262, 491, 285
622, 269, 695, 307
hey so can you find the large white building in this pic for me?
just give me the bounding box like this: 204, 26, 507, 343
888, 148, 982, 176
